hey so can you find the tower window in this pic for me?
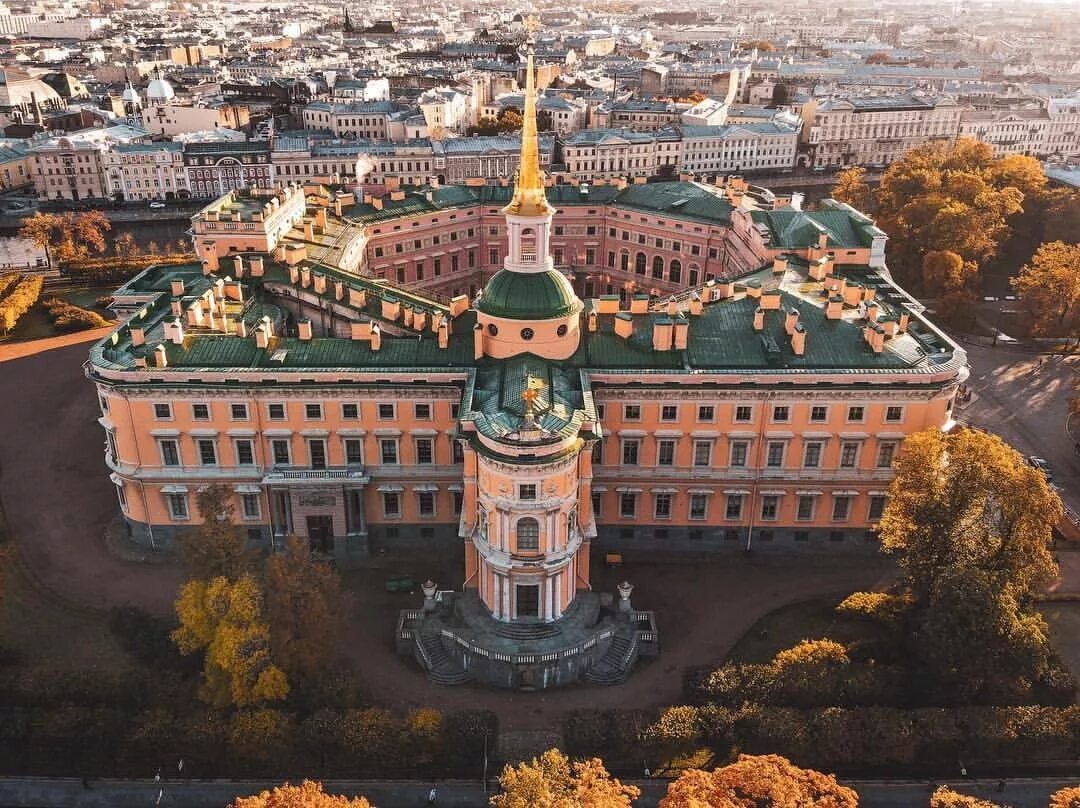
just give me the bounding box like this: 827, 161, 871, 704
517, 517, 539, 552
520, 228, 537, 262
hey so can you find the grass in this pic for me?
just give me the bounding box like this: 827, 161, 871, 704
724, 595, 876, 664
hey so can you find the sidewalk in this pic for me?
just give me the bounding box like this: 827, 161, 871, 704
0, 325, 113, 364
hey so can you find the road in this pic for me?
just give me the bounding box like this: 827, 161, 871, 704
0, 775, 1077, 807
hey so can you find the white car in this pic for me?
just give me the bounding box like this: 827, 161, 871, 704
149, 201, 166, 209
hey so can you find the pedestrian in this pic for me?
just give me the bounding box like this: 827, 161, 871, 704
997, 779, 1006, 793
428, 785, 438, 805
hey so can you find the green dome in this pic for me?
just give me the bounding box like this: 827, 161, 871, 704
477, 269, 581, 320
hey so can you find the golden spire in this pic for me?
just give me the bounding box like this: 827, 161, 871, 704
501, 14, 554, 218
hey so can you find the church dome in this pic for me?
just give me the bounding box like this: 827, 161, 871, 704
146, 76, 175, 101
121, 82, 140, 103
477, 268, 580, 320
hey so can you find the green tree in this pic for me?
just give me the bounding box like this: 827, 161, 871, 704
232, 780, 374, 807
1011, 241, 1080, 336
172, 575, 289, 708
660, 753, 858, 807
177, 484, 254, 581
831, 167, 870, 210
492, 748, 640, 808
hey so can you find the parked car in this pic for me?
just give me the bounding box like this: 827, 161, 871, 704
1027, 456, 1054, 483
149, 201, 166, 209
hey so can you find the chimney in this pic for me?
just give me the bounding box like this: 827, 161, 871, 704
381, 297, 401, 321
232, 255, 245, 277
297, 317, 313, 340
826, 295, 844, 320
334, 280, 345, 301
284, 244, 307, 265
170, 279, 185, 296
818, 232, 828, 251
402, 306, 414, 329
843, 283, 863, 308
809, 257, 828, 281
255, 326, 269, 348
772, 253, 788, 274
260, 315, 273, 338
313, 274, 326, 295
314, 207, 327, 232
882, 318, 898, 337
824, 274, 845, 296
869, 325, 885, 353
349, 287, 367, 308
371, 197, 383, 211
186, 301, 203, 327
369, 323, 381, 351
746, 282, 762, 299
666, 298, 678, 316
213, 277, 225, 300
791, 323, 806, 356
652, 318, 674, 351
170, 300, 182, 317
224, 279, 243, 302
473, 323, 484, 359
130, 326, 145, 346
390, 190, 405, 202
449, 296, 470, 317
716, 281, 734, 299
201, 241, 219, 272
350, 321, 367, 340
413, 310, 427, 332
785, 307, 800, 335
201, 259, 213, 276
303, 221, 315, 241
898, 312, 910, 333
249, 255, 264, 276
689, 292, 703, 316
753, 307, 765, 331
334, 197, 343, 217
236, 318, 247, 338
614, 311, 633, 339
152, 343, 168, 367
438, 320, 448, 349
289, 265, 299, 284
866, 301, 879, 322
301, 267, 312, 288
630, 295, 649, 314
673, 318, 689, 350
761, 289, 781, 311
588, 311, 598, 331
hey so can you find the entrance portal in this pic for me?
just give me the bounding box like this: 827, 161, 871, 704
516, 584, 540, 618
306, 515, 334, 554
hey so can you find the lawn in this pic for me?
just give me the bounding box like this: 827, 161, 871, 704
724, 595, 878, 664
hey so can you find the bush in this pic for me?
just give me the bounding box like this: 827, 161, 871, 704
41, 296, 110, 332
0, 274, 42, 333
229, 709, 295, 773
108, 605, 192, 673
1036, 661, 1079, 706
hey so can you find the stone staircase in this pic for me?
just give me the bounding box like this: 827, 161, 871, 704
582, 632, 636, 685
493, 621, 561, 641
414, 631, 471, 686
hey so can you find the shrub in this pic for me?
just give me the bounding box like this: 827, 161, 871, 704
341, 708, 404, 772
108, 605, 192, 672
229, 709, 294, 772
1036, 661, 1079, 706
40, 296, 110, 332
0, 274, 42, 333
836, 591, 910, 625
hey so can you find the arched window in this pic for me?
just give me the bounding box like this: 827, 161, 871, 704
620, 250, 629, 272
652, 255, 664, 279
669, 259, 682, 284
520, 228, 537, 263
635, 252, 647, 274
517, 517, 540, 552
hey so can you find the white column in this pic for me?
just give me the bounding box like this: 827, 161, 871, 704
546, 574, 555, 621
501, 573, 510, 619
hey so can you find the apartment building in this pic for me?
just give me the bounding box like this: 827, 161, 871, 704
679, 122, 800, 176
102, 142, 190, 201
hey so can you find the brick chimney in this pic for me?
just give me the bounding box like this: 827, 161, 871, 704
652, 317, 674, 351
588, 311, 598, 332
438, 320, 449, 349
785, 307, 800, 335
473, 322, 484, 359
301, 266, 311, 288
791, 323, 806, 356
753, 307, 765, 331
614, 312, 633, 339
826, 295, 844, 320
170, 279, 185, 297
369, 323, 381, 351
152, 343, 168, 367
255, 325, 269, 348
673, 318, 689, 350
689, 292, 703, 316
298, 317, 312, 340
249, 255, 264, 276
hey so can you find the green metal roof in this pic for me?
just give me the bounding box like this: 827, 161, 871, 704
476, 269, 581, 320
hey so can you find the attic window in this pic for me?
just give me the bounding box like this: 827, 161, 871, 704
270, 350, 288, 363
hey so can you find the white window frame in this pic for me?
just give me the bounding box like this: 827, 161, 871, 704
760, 494, 780, 521
380, 438, 399, 465
234, 438, 255, 466
692, 440, 712, 467
884, 405, 904, 423
725, 494, 743, 520
688, 493, 708, 520
191, 402, 211, 421
229, 402, 249, 421
839, 441, 861, 469
196, 438, 217, 466
803, 441, 823, 468
730, 440, 750, 468
382, 491, 402, 518
621, 438, 640, 466
619, 492, 638, 519
846, 405, 865, 423
657, 439, 676, 466
623, 403, 642, 421
796, 495, 816, 521
734, 405, 753, 423
415, 437, 435, 465
153, 401, 173, 420
660, 404, 679, 422
832, 495, 851, 521
654, 493, 672, 520
240, 492, 261, 520
166, 492, 189, 521
267, 402, 287, 421
304, 402, 323, 421
417, 491, 436, 517
377, 402, 397, 420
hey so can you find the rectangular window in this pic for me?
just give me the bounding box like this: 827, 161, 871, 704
693, 441, 712, 467
380, 439, 398, 464
654, 493, 672, 519
192, 403, 210, 420
766, 441, 785, 467
730, 441, 749, 467
620, 492, 637, 518
344, 438, 363, 465
166, 492, 189, 520
725, 494, 743, 520
689, 493, 707, 520
735, 405, 752, 422
235, 439, 254, 465
154, 402, 172, 419
803, 442, 822, 468
810, 405, 828, 422
797, 495, 815, 520
847, 406, 865, 422
877, 442, 897, 468
452, 441, 464, 463
241, 493, 260, 519
308, 439, 326, 469
772, 405, 790, 422
197, 439, 217, 466
268, 402, 286, 420
660, 405, 678, 421
382, 492, 401, 517
519, 484, 537, 500
416, 438, 434, 464
159, 439, 180, 466
657, 439, 675, 466
453, 491, 463, 515
271, 439, 290, 465
592, 491, 602, 518
885, 406, 903, 422
342, 403, 359, 419
757, 494, 778, 521
698, 405, 714, 422
230, 403, 248, 420
868, 495, 886, 521
840, 442, 860, 468
305, 403, 322, 420
414, 403, 431, 420
378, 403, 395, 419
624, 404, 641, 421
832, 496, 851, 521
591, 441, 603, 465
622, 440, 640, 466
417, 492, 435, 516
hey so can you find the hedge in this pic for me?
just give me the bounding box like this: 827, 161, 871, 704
0, 274, 43, 334
41, 297, 110, 332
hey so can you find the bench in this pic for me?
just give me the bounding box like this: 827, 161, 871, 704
605, 553, 623, 567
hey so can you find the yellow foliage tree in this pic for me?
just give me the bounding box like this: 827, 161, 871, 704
172, 574, 289, 708
1011, 241, 1080, 336
660, 753, 858, 807
18, 210, 111, 265
232, 780, 374, 807
831, 167, 870, 211
177, 484, 255, 581
1050, 786, 1080, 808
492, 748, 640, 808
929, 786, 1003, 807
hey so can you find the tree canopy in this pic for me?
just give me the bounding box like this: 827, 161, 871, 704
232, 780, 374, 807
831, 167, 871, 211
177, 484, 255, 581
1050, 786, 1080, 808
929, 787, 1003, 808
1011, 241, 1080, 336
660, 754, 858, 807
491, 748, 640, 808
19, 210, 111, 265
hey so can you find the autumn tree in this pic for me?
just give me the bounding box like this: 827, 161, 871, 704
497, 108, 524, 134
660, 754, 858, 807
18, 212, 59, 266
18, 211, 111, 265
770, 639, 850, 707
1050, 786, 1080, 808
232, 780, 374, 807
922, 250, 978, 327
172, 574, 289, 708
177, 484, 254, 581
929, 787, 1003, 808
113, 231, 140, 261
831, 167, 871, 210
265, 536, 341, 683
492, 748, 640, 808
878, 428, 1062, 702
1011, 241, 1080, 336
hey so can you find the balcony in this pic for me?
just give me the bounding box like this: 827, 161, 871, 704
263, 465, 369, 485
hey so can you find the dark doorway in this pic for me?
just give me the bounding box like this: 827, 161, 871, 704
306, 515, 334, 554
516, 584, 540, 618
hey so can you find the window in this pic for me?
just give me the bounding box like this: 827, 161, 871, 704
661, 405, 678, 422
517, 517, 539, 551
159, 439, 180, 467
832, 496, 851, 521
417, 491, 435, 516
885, 406, 903, 422
803, 442, 822, 468
382, 492, 401, 517
622, 439, 640, 465
452, 441, 464, 463
344, 438, 363, 465
591, 441, 603, 465
378, 403, 395, 419
877, 442, 897, 468
620, 492, 637, 518
305, 403, 322, 420
268, 403, 286, 420
451, 403, 460, 419
415, 403, 431, 420
241, 493, 260, 519
166, 492, 189, 521
847, 406, 865, 422
380, 439, 398, 464
416, 438, 434, 464
868, 495, 887, 521
797, 495, 815, 520
693, 441, 712, 467
519, 484, 537, 501
730, 441, 749, 467
772, 405, 790, 422
154, 402, 172, 419
760, 495, 779, 520
657, 439, 676, 466
192, 403, 210, 420
342, 403, 359, 419
230, 403, 248, 420
453, 491, 463, 515
689, 493, 707, 520
810, 405, 828, 422
592, 491, 602, 518
698, 405, 714, 422
766, 441, 785, 467
624, 404, 641, 420
840, 442, 860, 468
654, 493, 673, 519
235, 439, 254, 465
735, 405, 752, 422
725, 494, 743, 520
271, 439, 290, 465
197, 439, 217, 466
114, 481, 126, 510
